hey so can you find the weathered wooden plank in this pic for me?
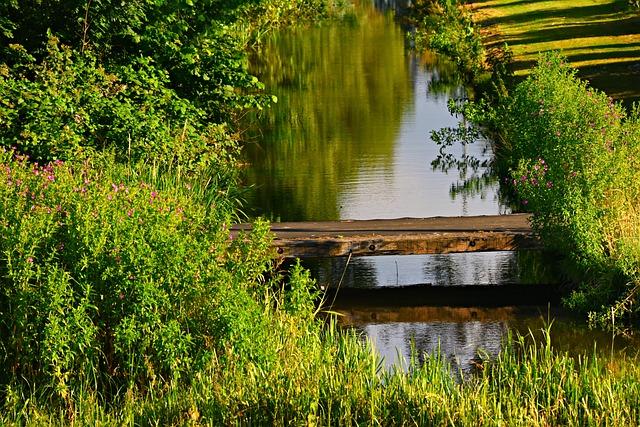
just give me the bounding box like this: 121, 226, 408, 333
231, 214, 539, 258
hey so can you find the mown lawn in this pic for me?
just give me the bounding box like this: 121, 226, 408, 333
469, 0, 640, 103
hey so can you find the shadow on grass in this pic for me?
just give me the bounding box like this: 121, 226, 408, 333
507, 58, 640, 106
579, 63, 640, 107
480, 2, 630, 27
559, 42, 640, 53
471, 0, 543, 11
498, 17, 640, 47
565, 49, 640, 64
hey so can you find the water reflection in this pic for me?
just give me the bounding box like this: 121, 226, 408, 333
363, 320, 505, 373
305, 250, 556, 289
340, 306, 638, 373
245, 6, 412, 221
244, 1, 505, 221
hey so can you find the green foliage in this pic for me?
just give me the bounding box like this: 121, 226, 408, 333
4, 324, 640, 425
0, 0, 373, 422
492, 52, 640, 328
0, 0, 349, 173
0, 149, 301, 399
0, 0, 322, 126
0, 38, 242, 170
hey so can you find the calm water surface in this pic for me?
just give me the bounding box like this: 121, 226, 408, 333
245, 6, 502, 220
244, 1, 635, 370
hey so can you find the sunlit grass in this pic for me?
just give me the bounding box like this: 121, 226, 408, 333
4, 322, 640, 425
469, 0, 640, 101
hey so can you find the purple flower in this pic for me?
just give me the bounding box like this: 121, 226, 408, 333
522, 199, 529, 205
546, 181, 553, 188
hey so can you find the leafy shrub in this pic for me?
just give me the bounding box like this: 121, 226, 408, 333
494, 52, 640, 327
0, 38, 244, 171
0, 149, 319, 402
0, 0, 279, 124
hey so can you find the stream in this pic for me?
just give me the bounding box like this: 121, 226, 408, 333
243, 0, 637, 372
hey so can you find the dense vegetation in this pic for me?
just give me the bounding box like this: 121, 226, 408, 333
413, 0, 640, 330
410, 0, 486, 78
0, 0, 345, 422
2, 0, 640, 424
492, 54, 640, 330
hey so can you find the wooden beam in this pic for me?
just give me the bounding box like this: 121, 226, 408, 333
231, 214, 540, 258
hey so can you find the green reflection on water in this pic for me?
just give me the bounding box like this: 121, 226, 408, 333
243, 5, 413, 221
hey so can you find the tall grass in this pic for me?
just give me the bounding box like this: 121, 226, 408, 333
3, 321, 640, 426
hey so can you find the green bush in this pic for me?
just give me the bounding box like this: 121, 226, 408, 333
494, 52, 640, 327
0, 39, 243, 169
0, 149, 318, 402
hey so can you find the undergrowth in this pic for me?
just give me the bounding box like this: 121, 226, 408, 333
491, 53, 640, 330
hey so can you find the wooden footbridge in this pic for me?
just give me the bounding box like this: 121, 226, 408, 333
231, 213, 540, 258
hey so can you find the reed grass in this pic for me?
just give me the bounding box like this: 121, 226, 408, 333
3, 320, 640, 426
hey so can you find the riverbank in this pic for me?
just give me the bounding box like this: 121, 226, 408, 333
413, 0, 640, 329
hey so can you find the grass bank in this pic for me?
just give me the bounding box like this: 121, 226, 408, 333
468, 0, 640, 103
5, 321, 640, 426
